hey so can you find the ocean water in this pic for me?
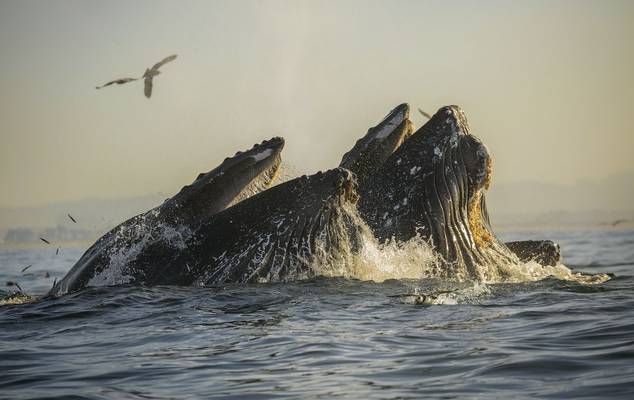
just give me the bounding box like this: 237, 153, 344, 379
1, 229, 633, 399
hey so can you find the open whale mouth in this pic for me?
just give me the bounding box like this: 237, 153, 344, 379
340, 103, 415, 185
359, 105, 517, 281
224, 137, 285, 208
205, 136, 284, 185
427, 106, 496, 249
420, 106, 515, 278
371, 103, 410, 140
459, 133, 493, 248
170, 137, 285, 220
186, 167, 362, 285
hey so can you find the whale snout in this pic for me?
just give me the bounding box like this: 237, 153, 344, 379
260, 136, 285, 152
432, 105, 470, 136
459, 135, 492, 190
248, 136, 285, 164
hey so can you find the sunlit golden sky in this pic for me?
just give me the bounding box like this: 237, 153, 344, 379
1, 0, 632, 208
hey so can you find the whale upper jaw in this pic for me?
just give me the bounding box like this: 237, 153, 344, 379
46, 137, 286, 298
128, 167, 361, 287
168, 137, 285, 222
370, 103, 410, 140
339, 103, 414, 185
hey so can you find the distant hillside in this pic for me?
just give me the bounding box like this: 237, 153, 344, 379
1, 172, 632, 244
487, 172, 633, 214
0, 193, 167, 244
486, 172, 634, 228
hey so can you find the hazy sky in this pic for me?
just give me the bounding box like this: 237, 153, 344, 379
1, 0, 632, 208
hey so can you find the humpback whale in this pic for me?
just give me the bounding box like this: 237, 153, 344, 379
358, 106, 521, 281
48, 104, 571, 297
51, 167, 360, 291
338, 104, 560, 270
49, 137, 284, 296
505, 240, 561, 266
130, 168, 360, 285
339, 103, 414, 186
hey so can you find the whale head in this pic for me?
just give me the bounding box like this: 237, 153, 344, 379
162, 136, 285, 224
340, 103, 414, 186
359, 106, 516, 280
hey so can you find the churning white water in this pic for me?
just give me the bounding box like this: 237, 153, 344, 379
308, 202, 610, 286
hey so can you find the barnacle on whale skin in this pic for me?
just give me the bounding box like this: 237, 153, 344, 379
468, 190, 492, 249
467, 145, 494, 249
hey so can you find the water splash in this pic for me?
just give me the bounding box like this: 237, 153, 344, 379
88, 211, 193, 287
308, 203, 440, 282
491, 260, 610, 284
392, 282, 493, 305
306, 202, 610, 285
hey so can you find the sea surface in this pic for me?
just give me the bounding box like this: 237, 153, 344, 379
1, 229, 633, 399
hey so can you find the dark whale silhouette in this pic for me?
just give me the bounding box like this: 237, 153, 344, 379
339, 103, 414, 186
340, 104, 562, 270
48, 104, 566, 296
51, 167, 360, 291
505, 240, 561, 266
49, 137, 284, 296
128, 168, 360, 285
357, 106, 522, 280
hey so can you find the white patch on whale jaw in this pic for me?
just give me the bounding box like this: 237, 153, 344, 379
87, 211, 193, 287
372, 109, 406, 140
227, 157, 281, 209
250, 148, 274, 162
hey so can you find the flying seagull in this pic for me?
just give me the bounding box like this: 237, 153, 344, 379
143, 54, 178, 98
418, 108, 432, 119
95, 77, 138, 90
95, 54, 178, 98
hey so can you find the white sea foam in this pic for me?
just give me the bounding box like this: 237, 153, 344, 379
88, 213, 193, 287
305, 203, 609, 286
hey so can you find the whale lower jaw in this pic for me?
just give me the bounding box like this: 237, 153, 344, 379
113, 168, 361, 287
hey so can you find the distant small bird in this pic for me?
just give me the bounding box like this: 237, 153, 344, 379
6, 281, 23, 294
68, 214, 77, 223
40, 237, 50, 244
22, 271, 50, 278
56, 248, 60, 255
21, 265, 33, 273
418, 108, 432, 119
15, 282, 24, 295
611, 219, 627, 227
143, 54, 178, 98
95, 77, 139, 89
